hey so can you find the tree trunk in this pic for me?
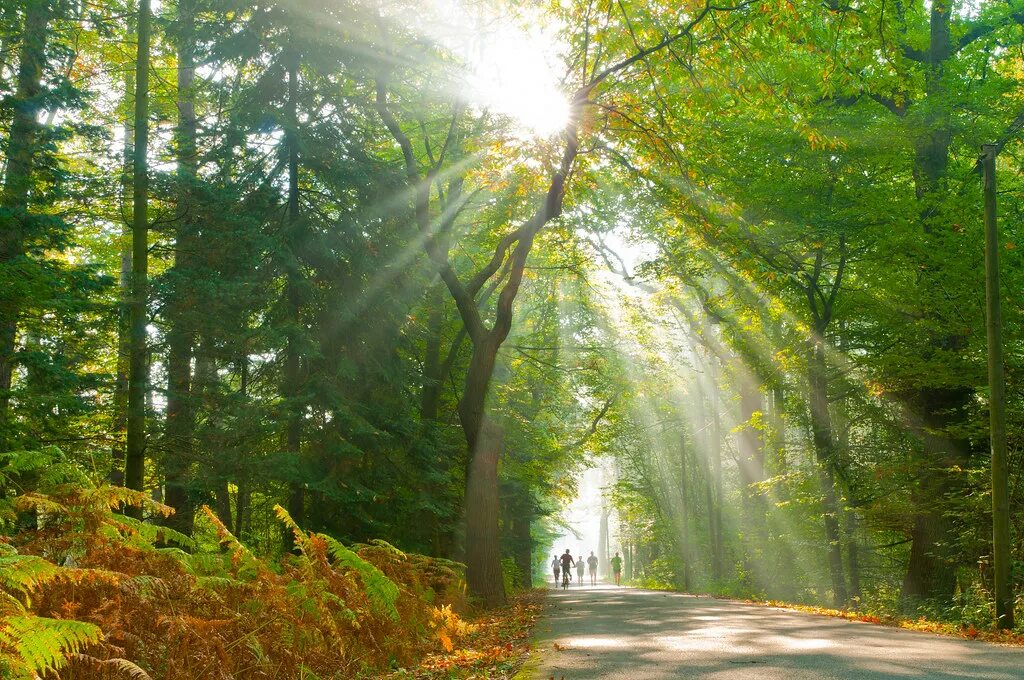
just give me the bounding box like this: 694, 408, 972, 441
709, 359, 724, 580
901, 0, 972, 602
282, 48, 304, 530
124, 0, 151, 499
463, 416, 505, 606
598, 503, 610, 579
807, 337, 849, 606
845, 509, 862, 600
678, 434, 691, 591
981, 145, 1014, 629
0, 0, 51, 448
736, 365, 767, 587
770, 384, 786, 474
110, 64, 134, 486
509, 492, 533, 589
421, 283, 444, 423
163, 0, 198, 534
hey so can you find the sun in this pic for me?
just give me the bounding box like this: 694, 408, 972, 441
465, 20, 570, 138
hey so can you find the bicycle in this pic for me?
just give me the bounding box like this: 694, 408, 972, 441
562, 570, 570, 590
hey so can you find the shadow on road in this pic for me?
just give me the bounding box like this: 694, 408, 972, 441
529, 585, 1024, 679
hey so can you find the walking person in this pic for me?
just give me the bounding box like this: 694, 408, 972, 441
575, 553, 585, 585
551, 554, 561, 588
611, 551, 623, 586
587, 551, 599, 585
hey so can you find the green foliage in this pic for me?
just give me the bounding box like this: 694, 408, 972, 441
0, 615, 104, 679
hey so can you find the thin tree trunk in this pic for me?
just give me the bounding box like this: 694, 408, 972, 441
845, 509, 862, 600
215, 482, 232, 529
808, 336, 849, 606
678, 434, 691, 591
709, 358, 724, 580
124, 0, 151, 499
421, 283, 444, 423
110, 64, 134, 486
736, 365, 767, 588
598, 503, 610, 579
770, 384, 786, 474
234, 353, 250, 539
164, 0, 198, 534
282, 48, 304, 530
0, 0, 51, 448
982, 145, 1014, 629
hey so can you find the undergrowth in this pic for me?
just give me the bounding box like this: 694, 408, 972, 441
0, 448, 475, 679
386, 589, 544, 679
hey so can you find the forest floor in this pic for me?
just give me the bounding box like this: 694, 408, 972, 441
519, 585, 1024, 679
387, 590, 544, 679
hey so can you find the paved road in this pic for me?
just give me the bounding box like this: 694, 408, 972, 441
525, 585, 1024, 679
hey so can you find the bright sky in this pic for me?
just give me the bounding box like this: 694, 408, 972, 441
391, 0, 570, 137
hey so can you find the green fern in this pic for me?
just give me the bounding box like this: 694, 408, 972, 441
0, 554, 61, 595
199, 506, 262, 580
272, 505, 400, 621
369, 538, 407, 559
322, 535, 400, 621
0, 614, 103, 678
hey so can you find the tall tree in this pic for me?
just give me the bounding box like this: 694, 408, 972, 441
164, 0, 200, 533
125, 0, 151, 495
0, 0, 51, 447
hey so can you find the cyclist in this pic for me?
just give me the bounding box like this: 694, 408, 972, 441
611, 551, 623, 586
587, 551, 599, 585
559, 549, 575, 588
575, 553, 585, 584
551, 554, 561, 587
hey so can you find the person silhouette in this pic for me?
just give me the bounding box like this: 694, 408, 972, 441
587, 551, 599, 585
611, 551, 623, 586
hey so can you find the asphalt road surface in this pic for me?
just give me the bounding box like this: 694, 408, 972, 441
525, 585, 1024, 679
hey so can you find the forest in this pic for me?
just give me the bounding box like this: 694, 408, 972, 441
2, 0, 1024, 677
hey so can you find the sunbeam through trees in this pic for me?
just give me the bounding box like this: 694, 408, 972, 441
1, 0, 1024, 677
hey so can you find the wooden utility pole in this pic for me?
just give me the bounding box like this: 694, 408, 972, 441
981, 143, 1014, 630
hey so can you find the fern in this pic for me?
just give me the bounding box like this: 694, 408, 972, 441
0, 554, 121, 598
369, 538, 407, 559
0, 615, 103, 678
200, 506, 263, 579
322, 535, 400, 621
0, 554, 61, 595
113, 513, 197, 551
0, 591, 25, 617
273, 505, 401, 622
69, 653, 154, 679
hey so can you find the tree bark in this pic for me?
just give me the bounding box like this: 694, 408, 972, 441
110, 61, 135, 486
282, 47, 305, 530
901, 0, 974, 602
421, 283, 444, 423
678, 434, 691, 591
124, 0, 151, 499
981, 145, 1014, 629
708, 358, 724, 580
163, 0, 198, 534
0, 0, 51, 448
463, 417, 505, 604
598, 503, 610, 579
808, 336, 849, 606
